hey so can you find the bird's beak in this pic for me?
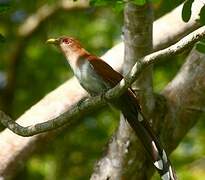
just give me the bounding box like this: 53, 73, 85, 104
46, 38, 60, 45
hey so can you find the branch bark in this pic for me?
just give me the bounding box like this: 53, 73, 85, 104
153, 0, 202, 50
162, 48, 205, 151
18, 0, 89, 37
93, 2, 154, 179
0, 79, 87, 180
91, 2, 154, 179
0, 1, 204, 178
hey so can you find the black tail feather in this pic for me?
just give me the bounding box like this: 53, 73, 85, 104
116, 91, 177, 180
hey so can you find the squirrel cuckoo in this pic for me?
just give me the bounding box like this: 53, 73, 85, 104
47, 37, 177, 180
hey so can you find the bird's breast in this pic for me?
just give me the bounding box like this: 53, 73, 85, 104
75, 61, 110, 95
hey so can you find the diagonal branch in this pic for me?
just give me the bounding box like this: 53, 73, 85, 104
1, 25, 205, 136
18, 0, 89, 37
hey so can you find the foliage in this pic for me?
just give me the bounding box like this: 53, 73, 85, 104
0, 2, 10, 14
0, 34, 5, 43
182, 1, 205, 55
199, 5, 205, 25
195, 39, 205, 54
182, 0, 194, 22
0, 2, 10, 42
182, 0, 205, 24
89, 0, 161, 9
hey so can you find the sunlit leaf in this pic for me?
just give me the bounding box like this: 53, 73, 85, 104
199, 5, 205, 25
152, 0, 161, 3
113, 1, 124, 12
0, 3, 10, 14
0, 34, 5, 43
90, 0, 110, 6
200, 38, 205, 44
182, 0, 194, 22
195, 41, 205, 53
133, 0, 146, 5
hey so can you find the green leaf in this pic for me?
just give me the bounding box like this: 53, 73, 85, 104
199, 5, 205, 25
133, 0, 146, 5
89, 0, 124, 7
152, 0, 161, 3
0, 34, 5, 43
195, 41, 205, 53
112, 0, 125, 12
0, 3, 10, 14
182, 0, 194, 22
90, 0, 110, 6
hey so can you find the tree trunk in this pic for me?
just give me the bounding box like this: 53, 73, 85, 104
91, 2, 155, 179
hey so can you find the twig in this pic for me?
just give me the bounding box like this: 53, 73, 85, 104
1, 26, 205, 136
187, 106, 205, 112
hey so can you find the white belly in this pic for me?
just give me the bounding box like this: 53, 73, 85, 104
74, 61, 109, 95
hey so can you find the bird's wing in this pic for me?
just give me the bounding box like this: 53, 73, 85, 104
88, 56, 140, 102
87, 56, 123, 86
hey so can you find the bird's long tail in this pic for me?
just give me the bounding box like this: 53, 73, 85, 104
117, 90, 177, 180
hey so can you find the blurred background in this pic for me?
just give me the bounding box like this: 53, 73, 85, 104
0, 0, 204, 179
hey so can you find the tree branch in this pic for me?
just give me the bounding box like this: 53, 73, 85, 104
0, 95, 105, 136
162, 48, 205, 151
153, 0, 203, 50
1, 25, 205, 136
18, 0, 89, 37
119, 2, 154, 179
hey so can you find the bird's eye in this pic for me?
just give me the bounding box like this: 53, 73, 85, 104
62, 38, 71, 44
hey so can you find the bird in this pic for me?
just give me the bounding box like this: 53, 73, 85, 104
47, 36, 177, 180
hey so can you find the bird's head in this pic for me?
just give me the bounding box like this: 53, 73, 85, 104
47, 36, 85, 60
